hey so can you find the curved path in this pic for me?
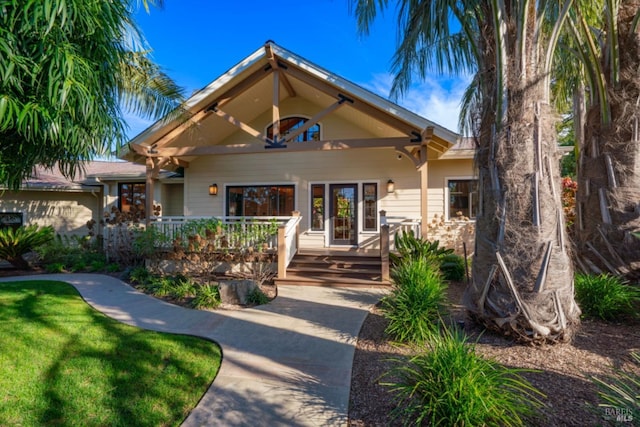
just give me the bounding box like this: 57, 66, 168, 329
0, 274, 386, 426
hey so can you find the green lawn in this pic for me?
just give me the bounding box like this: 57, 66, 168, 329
0, 280, 221, 427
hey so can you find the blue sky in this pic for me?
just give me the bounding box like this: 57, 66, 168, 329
125, 0, 468, 139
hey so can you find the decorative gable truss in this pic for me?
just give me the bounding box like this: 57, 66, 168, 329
129, 43, 452, 171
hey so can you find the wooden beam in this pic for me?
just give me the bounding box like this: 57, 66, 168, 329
420, 146, 429, 239
265, 43, 296, 97
145, 157, 156, 226
272, 69, 280, 142
213, 66, 273, 110
153, 109, 211, 149
210, 107, 270, 143
147, 137, 419, 157
281, 64, 422, 136
284, 99, 346, 143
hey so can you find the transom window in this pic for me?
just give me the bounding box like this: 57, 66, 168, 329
226, 185, 295, 216
267, 117, 320, 142
118, 183, 146, 214
448, 179, 478, 220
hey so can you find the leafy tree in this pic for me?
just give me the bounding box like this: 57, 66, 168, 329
353, 0, 580, 343
0, 0, 183, 189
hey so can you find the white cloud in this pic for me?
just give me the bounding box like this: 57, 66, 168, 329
363, 73, 471, 133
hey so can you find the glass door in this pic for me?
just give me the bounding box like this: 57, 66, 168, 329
330, 184, 357, 245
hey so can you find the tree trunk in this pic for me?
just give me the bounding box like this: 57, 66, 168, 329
464, 16, 581, 343
6, 255, 30, 270
575, 1, 640, 279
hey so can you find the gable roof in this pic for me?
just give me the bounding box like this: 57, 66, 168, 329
122, 42, 460, 165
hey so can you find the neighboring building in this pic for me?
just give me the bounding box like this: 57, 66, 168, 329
121, 42, 476, 252
0, 162, 182, 235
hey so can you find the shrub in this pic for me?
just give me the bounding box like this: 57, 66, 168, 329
440, 253, 466, 282
45, 262, 65, 273
70, 261, 87, 272
592, 352, 639, 423
382, 258, 447, 344
192, 284, 221, 309
0, 225, 54, 269
36, 233, 108, 272
170, 275, 197, 300
246, 288, 270, 305
575, 274, 640, 321
391, 230, 452, 267
128, 266, 151, 285
150, 277, 174, 297
106, 263, 121, 273
383, 327, 544, 426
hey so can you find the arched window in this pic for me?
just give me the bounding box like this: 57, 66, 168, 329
267, 117, 320, 142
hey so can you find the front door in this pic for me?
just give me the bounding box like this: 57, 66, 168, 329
330, 184, 357, 245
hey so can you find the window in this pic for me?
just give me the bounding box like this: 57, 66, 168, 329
118, 183, 146, 214
267, 117, 320, 142
363, 183, 377, 231
311, 184, 325, 231
226, 185, 295, 216
448, 179, 478, 220
0, 212, 22, 230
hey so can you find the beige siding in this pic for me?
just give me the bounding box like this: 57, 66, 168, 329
0, 190, 99, 235
182, 148, 474, 250
161, 183, 184, 216
176, 98, 475, 250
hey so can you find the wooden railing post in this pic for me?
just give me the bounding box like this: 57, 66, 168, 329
380, 210, 390, 282
291, 210, 301, 255
277, 224, 287, 279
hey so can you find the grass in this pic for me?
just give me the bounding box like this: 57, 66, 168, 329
382, 257, 448, 344
383, 326, 544, 426
574, 273, 640, 321
0, 280, 221, 427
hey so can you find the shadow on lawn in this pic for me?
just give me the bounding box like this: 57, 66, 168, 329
10, 284, 221, 427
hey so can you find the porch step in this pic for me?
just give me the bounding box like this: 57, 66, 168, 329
275, 254, 390, 287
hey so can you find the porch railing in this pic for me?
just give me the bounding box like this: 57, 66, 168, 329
149, 215, 302, 278
380, 211, 422, 282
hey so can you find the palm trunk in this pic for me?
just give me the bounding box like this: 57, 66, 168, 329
464, 10, 581, 343
575, 1, 640, 278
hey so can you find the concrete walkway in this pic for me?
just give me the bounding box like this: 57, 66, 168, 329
0, 274, 386, 426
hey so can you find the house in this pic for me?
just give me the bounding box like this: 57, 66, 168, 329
0, 162, 183, 235
121, 42, 476, 258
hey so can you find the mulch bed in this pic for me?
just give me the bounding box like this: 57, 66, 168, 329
348, 280, 640, 426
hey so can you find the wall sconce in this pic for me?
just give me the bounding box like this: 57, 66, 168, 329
208, 183, 218, 196
387, 179, 395, 193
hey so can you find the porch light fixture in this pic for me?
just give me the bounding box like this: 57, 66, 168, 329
208, 183, 218, 196
387, 179, 395, 193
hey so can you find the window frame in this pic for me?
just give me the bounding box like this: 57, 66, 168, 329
362, 182, 378, 232
117, 182, 146, 213
266, 115, 321, 143
225, 184, 296, 217
310, 184, 326, 231
445, 177, 478, 221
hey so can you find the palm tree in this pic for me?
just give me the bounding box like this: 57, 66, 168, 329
353, 0, 581, 343
0, 0, 183, 189
568, 0, 640, 278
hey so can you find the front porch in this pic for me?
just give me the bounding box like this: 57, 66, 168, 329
140, 212, 421, 286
